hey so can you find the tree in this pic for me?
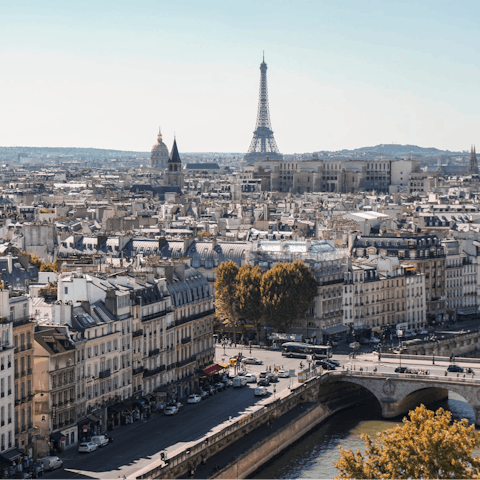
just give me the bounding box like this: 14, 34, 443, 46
335, 404, 480, 479
214, 261, 240, 346
261, 261, 317, 333
236, 264, 264, 342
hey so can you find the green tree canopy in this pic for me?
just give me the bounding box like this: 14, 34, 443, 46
214, 261, 240, 342
335, 404, 480, 479
236, 264, 264, 339
261, 261, 317, 332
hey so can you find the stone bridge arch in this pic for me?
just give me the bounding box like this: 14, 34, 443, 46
333, 374, 480, 425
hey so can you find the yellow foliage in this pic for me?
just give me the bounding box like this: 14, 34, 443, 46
335, 404, 480, 479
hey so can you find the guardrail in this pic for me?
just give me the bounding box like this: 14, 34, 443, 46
134, 376, 315, 479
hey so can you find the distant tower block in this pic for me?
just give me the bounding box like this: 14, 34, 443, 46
469, 145, 479, 174
244, 55, 283, 165
150, 127, 169, 168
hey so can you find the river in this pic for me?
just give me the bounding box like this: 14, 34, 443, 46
250, 392, 476, 479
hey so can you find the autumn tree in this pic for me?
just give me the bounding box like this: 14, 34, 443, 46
214, 261, 240, 345
236, 264, 264, 341
261, 261, 317, 332
335, 404, 480, 479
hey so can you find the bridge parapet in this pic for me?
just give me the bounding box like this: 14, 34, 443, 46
328, 370, 480, 425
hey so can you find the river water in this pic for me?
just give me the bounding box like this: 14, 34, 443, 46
251, 393, 476, 479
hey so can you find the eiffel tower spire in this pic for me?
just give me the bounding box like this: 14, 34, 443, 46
469, 144, 479, 174
244, 55, 283, 164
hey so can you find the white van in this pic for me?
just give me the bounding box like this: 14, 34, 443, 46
91, 434, 109, 447
40, 456, 63, 471
232, 376, 247, 388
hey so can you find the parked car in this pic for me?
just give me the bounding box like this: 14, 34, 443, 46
90, 434, 109, 447
254, 386, 268, 396
395, 366, 408, 373
277, 370, 289, 378
267, 373, 279, 382
257, 377, 270, 386
232, 376, 247, 387
245, 373, 257, 383
215, 382, 225, 392
78, 441, 98, 453
187, 394, 202, 404
39, 457, 63, 471
447, 364, 464, 373
259, 371, 269, 378
418, 329, 429, 335
207, 385, 217, 395
242, 357, 263, 365
198, 390, 209, 399
164, 405, 179, 415
28, 463, 44, 478
328, 359, 341, 367
222, 377, 233, 387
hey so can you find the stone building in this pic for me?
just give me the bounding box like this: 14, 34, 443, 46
246, 239, 347, 342
150, 128, 169, 169
34, 326, 76, 457
351, 235, 445, 325
164, 139, 184, 190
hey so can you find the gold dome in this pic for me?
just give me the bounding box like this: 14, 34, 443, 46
150, 127, 169, 169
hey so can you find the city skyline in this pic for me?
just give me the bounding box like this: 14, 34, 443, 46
2, 0, 480, 153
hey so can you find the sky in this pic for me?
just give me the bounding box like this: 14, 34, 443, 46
2, 0, 480, 154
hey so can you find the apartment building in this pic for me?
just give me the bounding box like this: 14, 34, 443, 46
352, 235, 445, 325
34, 326, 76, 457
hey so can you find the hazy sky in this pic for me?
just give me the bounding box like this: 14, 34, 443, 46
2, 0, 479, 153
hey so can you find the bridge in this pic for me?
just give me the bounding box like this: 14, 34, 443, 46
310, 369, 480, 425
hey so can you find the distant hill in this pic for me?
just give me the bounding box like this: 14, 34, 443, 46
332, 144, 463, 157
0, 146, 149, 159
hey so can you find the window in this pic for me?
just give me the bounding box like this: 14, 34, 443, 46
64, 287, 68, 295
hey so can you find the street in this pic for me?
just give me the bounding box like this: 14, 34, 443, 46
43, 344, 301, 479
42, 343, 479, 479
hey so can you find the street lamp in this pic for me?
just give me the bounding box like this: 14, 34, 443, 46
249, 341, 252, 355
273, 385, 276, 398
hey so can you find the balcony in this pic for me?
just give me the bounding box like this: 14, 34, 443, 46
132, 366, 144, 376
175, 309, 215, 327
149, 348, 160, 357
132, 329, 144, 338
181, 336, 191, 345
141, 310, 170, 323
99, 369, 111, 379
142, 365, 165, 378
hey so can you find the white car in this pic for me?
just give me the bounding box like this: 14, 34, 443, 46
254, 386, 268, 396
418, 329, 429, 335
242, 357, 263, 365
187, 394, 202, 404
277, 370, 289, 378
78, 442, 98, 453
245, 373, 257, 383
164, 405, 179, 415
90, 435, 109, 447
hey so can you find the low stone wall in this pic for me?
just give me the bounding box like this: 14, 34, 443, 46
133, 381, 315, 479
212, 403, 330, 479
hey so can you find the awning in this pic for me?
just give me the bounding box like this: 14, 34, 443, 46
1, 448, 25, 462
217, 362, 229, 369
458, 307, 479, 315
87, 414, 102, 423
108, 403, 128, 413
323, 325, 350, 335
203, 364, 221, 376
50, 432, 63, 443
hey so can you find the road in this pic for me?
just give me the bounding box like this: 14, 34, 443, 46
43, 344, 479, 479
43, 344, 302, 479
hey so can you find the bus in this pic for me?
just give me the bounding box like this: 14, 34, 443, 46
281, 342, 332, 360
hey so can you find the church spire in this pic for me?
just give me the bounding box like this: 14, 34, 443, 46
469, 144, 478, 174
157, 127, 162, 143
169, 138, 182, 164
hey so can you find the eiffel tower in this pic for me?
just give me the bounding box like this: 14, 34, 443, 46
244, 54, 283, 164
